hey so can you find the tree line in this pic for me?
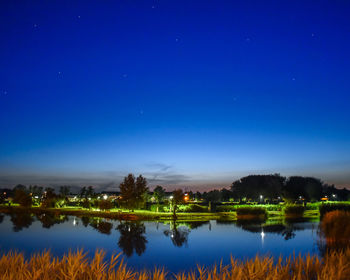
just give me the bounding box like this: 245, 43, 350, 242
1, 174, 349, 212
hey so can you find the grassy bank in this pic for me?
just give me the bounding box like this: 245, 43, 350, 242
0, 205, 234, 222
0, 248, 349, 280
0, 204, 321, 222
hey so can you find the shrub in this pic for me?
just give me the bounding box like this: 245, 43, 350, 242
305, 202, 319, 210
12, 190, 32, 207
319, 203, 350, 217
150, 204, 166, 212
236, 207, 267, 216
216, 205, 236, 212
283, 205, 305, 216
183, 204, 208, 213
264, 204, 283, 211
98, 200, 113, 211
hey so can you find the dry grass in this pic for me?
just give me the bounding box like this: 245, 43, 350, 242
320, 210, 350, 251
1, 248, 350, 280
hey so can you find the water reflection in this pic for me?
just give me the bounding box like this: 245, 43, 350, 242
117, 222, 147, 257
81, 216, 90, 227
0, 214, 4, 224
164, 222, 190, 247
35, 213, 68, 229
235, 219, 314, 241
9, 211, 34, 232
90, 219, 113, 235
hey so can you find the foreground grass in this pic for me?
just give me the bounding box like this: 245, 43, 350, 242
1, 248, 350, 280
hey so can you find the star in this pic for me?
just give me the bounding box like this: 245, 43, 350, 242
33, 24, 38, 28
292, 77, 296, 81
175, 38, 179, 42
122, 74, 128, 78
77, 15, 81, 19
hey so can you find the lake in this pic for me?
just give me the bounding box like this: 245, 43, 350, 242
0, 213, 320, 272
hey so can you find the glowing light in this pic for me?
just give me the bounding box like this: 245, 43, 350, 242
169, 196, 173, 199
103, 194, 108, 200
184, 193, 189, 201
261, 231, 265, 239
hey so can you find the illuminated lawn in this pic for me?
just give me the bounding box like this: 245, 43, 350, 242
0, 204, 323, 222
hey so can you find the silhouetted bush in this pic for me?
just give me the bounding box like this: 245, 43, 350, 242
283, 205, 305, 217
319, 203, 350, 217
216, 205, 236, 212
98, 200, 113, 211
236, 207, 267, 216
183, 204, 208, 213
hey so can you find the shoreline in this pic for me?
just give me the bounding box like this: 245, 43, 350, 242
0, 205, 319, 222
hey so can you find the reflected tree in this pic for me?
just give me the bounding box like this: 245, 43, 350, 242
117, 222, 147, 257
81, 216, 90, 227
90, 219, 113, 235
0, 214, 4, 224
182, 221, 209, 230
164, 222, 190, 247
10, 211, 34, 232
235, 220, 306, 241
36, 213, 68, 228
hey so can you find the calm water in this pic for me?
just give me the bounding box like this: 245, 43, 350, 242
0, 213, 320, 272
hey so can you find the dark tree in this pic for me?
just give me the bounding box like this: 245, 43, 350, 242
119, 174, 148, 210
171, 189, 184, 219
117, 222, 147, 257
13, 186, 32, 207
231, 174, 285, 201
59, 186, 70, 197
80, 187, 87, 199
135, 175, 148, 208
220, 188, 233, 201
203, 190, 221, 202
153, 185, 166, 203
41, 187, 57, 208
28, 185, 43, 197
194, 191, 202, 201
283, 176, 323, 202
86, 186, 95, 197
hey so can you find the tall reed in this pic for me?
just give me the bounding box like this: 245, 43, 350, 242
1, 248, 350, 280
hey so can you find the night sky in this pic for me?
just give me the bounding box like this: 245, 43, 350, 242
1, 1, 349, 190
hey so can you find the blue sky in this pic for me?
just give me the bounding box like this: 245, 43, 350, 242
0, 0, 349, 190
